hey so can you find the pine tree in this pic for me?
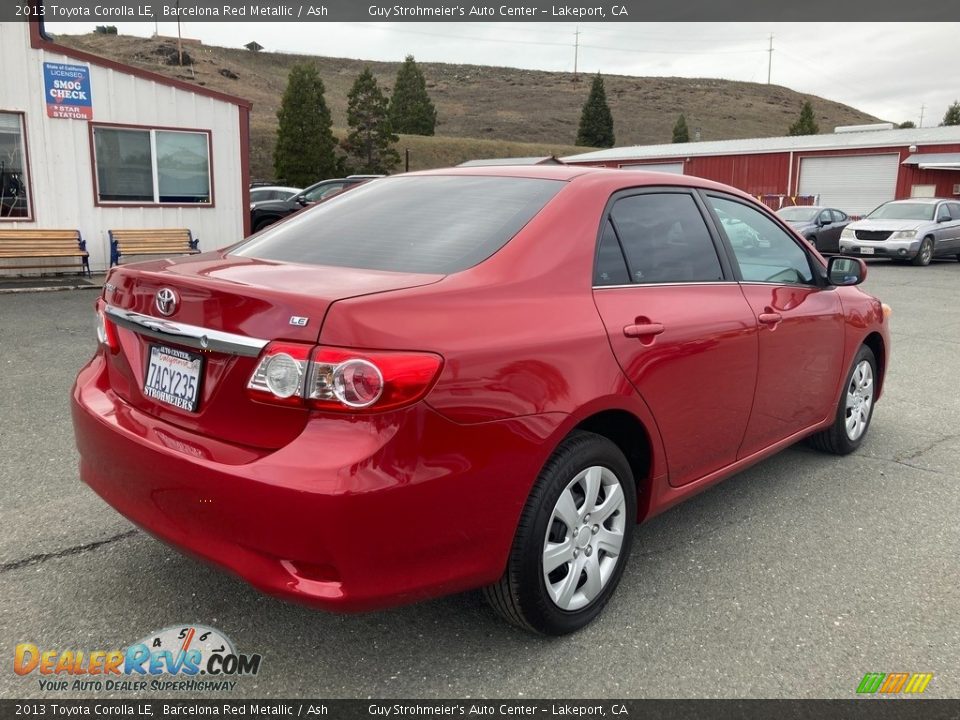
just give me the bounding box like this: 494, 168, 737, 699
672, 114, 690, 143
389, 55, 437, 136
788, 101, 820, 136
273, 64, 338, 187
576, 74, 615, 148
942, 101, 960, 126
342, 68, 400, 174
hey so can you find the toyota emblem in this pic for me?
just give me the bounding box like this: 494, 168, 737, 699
154, 288, 179, 317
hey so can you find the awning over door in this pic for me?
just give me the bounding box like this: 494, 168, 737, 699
902, 153, 960, 170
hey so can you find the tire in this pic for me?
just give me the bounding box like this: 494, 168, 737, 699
253, 217, 279, 233
911, 237, 933, 266
808, 345, 877, 455
806, 235, 818, 250
484, 430, 636, 635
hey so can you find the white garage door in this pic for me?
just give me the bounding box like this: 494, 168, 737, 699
620, 162, 685, 174
798, 154, 899, 216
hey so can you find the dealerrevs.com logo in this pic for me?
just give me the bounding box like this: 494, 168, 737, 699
14, 625, 262, 693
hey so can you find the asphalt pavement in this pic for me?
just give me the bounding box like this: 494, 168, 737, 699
1, 260, 958, 700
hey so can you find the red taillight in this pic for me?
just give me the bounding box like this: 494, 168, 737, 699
247, 342, 442, 413
95, 303, 118, 352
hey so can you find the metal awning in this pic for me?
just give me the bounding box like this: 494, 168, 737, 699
902, 153, 960, 170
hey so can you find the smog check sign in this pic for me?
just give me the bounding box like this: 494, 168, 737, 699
43, 62, 92, 120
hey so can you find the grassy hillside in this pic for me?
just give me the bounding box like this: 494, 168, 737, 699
58, 33, 881, 179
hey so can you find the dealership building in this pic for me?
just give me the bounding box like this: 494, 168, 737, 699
0, 18, 251, 273
564, 124, 960, 216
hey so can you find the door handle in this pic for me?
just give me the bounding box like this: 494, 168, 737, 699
758, 311, 782, 325
623, 322, 665, 338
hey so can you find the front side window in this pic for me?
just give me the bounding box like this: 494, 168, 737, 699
0, 112, 32, 220
708, 195, 815, 285
608, 192, 724, 284
935, 204, 951, 222
93, 126, 211, 204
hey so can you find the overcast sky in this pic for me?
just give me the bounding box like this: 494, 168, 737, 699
48, 21, 959, 128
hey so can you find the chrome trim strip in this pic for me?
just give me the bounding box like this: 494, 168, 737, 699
104, 305, 269, 357
592, 281, 739, 290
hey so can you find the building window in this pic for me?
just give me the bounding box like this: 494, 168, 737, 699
0, 111, 32, 220
92, 125, 211, 205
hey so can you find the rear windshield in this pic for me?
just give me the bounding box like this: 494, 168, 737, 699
232, 175, 564, 274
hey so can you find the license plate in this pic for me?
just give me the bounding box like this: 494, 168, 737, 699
144, 345, 203, 412
859, 247, 875, 255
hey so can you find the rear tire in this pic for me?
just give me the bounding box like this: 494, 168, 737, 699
808, 345, 877, 455
911, 237, 933, 266
484, 431, 636, 635
253, 217, 279, 233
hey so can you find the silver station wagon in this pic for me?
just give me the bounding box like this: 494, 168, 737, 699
839, 198, 960, 266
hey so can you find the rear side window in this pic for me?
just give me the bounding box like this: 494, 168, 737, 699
608, 192, 724, 284
233, 176, 563, 274
594, 220, 630, 286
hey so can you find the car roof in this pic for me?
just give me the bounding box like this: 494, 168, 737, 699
884, 198, 947, 204
251, 185, 300, 192
401, 165, 759, 199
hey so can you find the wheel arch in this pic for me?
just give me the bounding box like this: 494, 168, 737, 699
571, 408, 654, 520
862, 331, 886, 397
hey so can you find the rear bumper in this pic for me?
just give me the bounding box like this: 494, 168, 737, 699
72, 354, 562, 612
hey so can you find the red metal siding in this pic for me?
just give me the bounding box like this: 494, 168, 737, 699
574, 141, 960, 202
687, 154, 789, 196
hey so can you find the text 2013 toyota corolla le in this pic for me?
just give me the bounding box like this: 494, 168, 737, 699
72, 167, 890, 635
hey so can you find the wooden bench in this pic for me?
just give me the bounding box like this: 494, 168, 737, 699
109, 228, 200, 266
0, 229, 90, 276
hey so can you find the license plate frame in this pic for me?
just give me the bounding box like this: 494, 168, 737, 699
143, 344, 204, 413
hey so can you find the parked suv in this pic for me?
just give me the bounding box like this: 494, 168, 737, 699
839, 198, 960, 265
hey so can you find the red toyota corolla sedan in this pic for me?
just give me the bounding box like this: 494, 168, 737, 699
72, 167, 890, 635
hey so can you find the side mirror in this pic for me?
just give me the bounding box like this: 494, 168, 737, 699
828, 256, 867, 286
296, 196, 308, 206
817, 216, 828, 227
937, 214, 950, 223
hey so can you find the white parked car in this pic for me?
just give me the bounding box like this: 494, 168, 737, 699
839, 198, 960, 266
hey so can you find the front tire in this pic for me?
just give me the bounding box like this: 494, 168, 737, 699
911, 237, 933, 266
484, 431, 636, 635
808, 345, 877, 455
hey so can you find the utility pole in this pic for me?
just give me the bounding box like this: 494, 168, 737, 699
766, 34, 774, 85
573, 26, 580, 78
919, 104, 926, 128
176, 0, 183, 66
